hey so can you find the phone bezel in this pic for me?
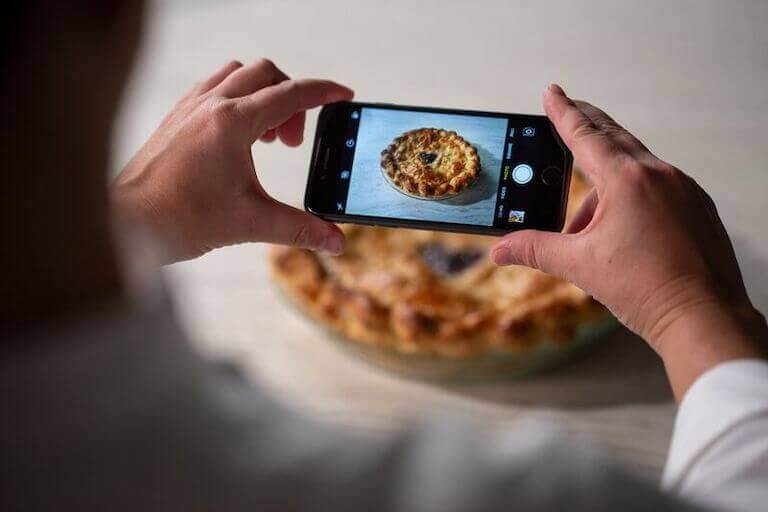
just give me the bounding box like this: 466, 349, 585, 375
305, 101, 572, 236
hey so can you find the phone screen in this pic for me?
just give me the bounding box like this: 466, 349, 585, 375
306, 102, 572, 234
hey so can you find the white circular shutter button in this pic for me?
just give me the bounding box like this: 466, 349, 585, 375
512, 164, 534, 185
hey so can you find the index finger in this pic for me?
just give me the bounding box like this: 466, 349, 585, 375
240, 79, 354, 141
276, 110, 306, 147
217, 58, 290, 98
543, 84, 624, 185
572, 99, 653, 159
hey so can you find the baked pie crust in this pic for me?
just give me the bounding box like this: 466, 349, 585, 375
380, 128, 480, 198
270, 171, 609, 358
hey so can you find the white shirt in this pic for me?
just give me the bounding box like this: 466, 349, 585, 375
3, 297, 767, 511
663, 360, 768, 512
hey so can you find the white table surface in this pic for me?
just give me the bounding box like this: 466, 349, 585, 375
113, 0, 768, 481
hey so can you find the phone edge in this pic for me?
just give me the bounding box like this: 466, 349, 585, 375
305, 101, 573, 236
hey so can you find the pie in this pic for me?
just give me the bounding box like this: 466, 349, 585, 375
270, 171, 610, 359
380, 128, 480, 198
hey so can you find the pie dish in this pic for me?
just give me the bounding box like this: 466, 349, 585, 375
380, 128, 480, 199
270, 171, 614, 379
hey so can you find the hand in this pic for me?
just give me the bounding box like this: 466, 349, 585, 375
491, 84, 766, 399
111, 59, 352, 262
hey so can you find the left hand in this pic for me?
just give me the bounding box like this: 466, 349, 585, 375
111, 59, 353, 262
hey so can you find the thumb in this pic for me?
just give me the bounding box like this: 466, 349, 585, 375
250, 198, 345, 254
490, 230, 573, 279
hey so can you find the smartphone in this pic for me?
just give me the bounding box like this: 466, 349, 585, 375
305, 101, 572, 236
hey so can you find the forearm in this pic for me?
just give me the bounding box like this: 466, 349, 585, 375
654, 302, 768, 402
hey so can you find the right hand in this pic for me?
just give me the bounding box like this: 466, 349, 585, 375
491, 85, 766, 395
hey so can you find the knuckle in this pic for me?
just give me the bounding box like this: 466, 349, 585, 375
621, 159, 651, 185
276, 80, 305, 105
653, 160, 681, 177
601, 122, 626, 138
663, 166, 695, 197
254, 57, 276, 71
571, 99, 591, 110
206, 100, 241, 136
279, 78, 301, 94
616, 159, 655, 200
570, 121, 599, 144
521, 237, 542, 269
291, 224, 319, 248
214, 99, 239, 119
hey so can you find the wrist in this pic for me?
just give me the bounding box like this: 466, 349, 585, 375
653, 301, 767, 401
110, 182, 159, 235
110, 182, 185, 264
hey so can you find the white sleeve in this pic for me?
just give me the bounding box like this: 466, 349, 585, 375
662, 359, 768, 512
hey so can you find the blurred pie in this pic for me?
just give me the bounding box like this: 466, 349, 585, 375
270, 171, 608, 358
380, 128, 480, 198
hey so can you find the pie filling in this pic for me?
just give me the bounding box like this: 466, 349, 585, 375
419, 243, 484, 278
419, 151, 439, 165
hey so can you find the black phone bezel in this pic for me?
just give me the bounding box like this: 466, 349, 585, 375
304, 101, 572, 236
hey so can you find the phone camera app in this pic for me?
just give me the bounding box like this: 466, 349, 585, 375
344, 108, 507, 228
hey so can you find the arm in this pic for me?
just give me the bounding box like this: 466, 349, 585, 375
491, 84, 768, 509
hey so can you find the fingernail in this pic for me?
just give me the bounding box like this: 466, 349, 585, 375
490, 246, 511, 265
547, 83, 566, 96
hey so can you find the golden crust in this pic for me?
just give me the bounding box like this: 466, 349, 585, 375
380, 128, 480, 198
270, 171, 609, 358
